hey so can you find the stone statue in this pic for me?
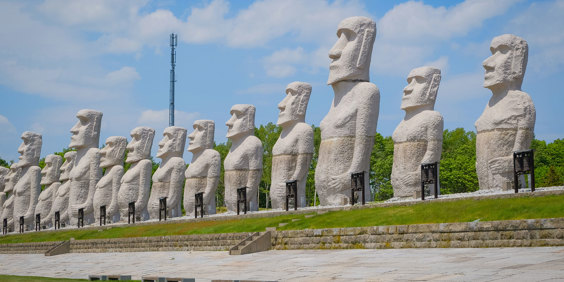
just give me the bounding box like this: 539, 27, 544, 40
68, 109, 103, 226
45, 151, 76, 228
93, 136, 126, 224
315, 16, 380, 205
391, 67, 443, 198
35, 154, 62, 228
2, 164, 21, 232
0, 167, 9, 226
475, 34, 535, 190
184, 120, 220, 217
119, 127, 154, 221
270, 82, 314, 209
149, 127, 187, 219
224, 104, 263, 212
13, 131, 42, 231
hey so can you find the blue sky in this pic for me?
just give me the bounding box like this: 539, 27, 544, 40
1, 0, 563, 164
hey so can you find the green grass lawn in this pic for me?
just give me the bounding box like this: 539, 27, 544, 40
1, 194, 563, 245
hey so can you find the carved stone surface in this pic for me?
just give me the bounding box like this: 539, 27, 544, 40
68, 109, 103, 226
392, 67, 443, 198
185, 120, 220, 217
93, 136, 126, 224
13, 131, 42, 230
1, 164, 21, 232
0, 167, 9, 226
119, 127, 154, 221
35, 154, 62, 228
475, 34, 536, 190
149, 127, 186, 219
46, 151, 76, 227
316, 16, 379, 206
224, 104, 263, 212
270, 82, 314, 209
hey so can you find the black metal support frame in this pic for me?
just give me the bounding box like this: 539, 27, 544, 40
237, 187, 247, 215
54, 211, 60, 230
3, 218, 7, 234
159, 197, 167, 221
194, 192, 204, 218
19, 216, 24, 233
285, 180, 298, 211
99, 206, 106, 226
35, 214, 40, 231
128, 202, 135, 224
77, 208, 84, 228
421, 162, 439, 200
351, 172, 366, 206
513, 150, 535, 193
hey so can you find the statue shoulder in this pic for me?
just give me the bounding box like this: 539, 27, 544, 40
354, 82, 380, 96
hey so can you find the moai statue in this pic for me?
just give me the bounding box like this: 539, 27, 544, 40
224, 104, 263, 212
45, 151, 76, 227
93, 136, 126, 224
475, 34, 535, 190
184, 120, 220, 217
391, 67, 443, 198
149, 127, 187, 219
315, 16, 380, 205
1, 164, 21, 232
68, 109, 103, 226
35, 154, 62, 229
118, 127, 154, 221
13, 131, 42, 231
270, 82, 314, 209
0, 167, 9, 223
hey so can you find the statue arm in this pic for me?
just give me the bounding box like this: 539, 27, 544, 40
24, 167, 42, 220
82, 150, 101, 214
422, 114, 444, 164
42, 183, 60, 223
291, 126, 314, 182
204, 152, 221, 206
135, 160, 152, 212
166, 159, 185, 208
108, 166, 123, 216
247, 141, 263, 190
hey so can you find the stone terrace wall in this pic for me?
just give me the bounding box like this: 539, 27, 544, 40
0, 241, 62, 254
272, 218, 564, 249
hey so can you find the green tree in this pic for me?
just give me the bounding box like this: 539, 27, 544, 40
213, 141, 231, 208
0, 157, 12, 168
305, 125, 321, 206
532, 138, 564, 187
439, 128, 479, 194
254, 122, 282, 208
370, 133, 394, 201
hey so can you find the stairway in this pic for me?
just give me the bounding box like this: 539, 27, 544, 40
229, 231, 272, 255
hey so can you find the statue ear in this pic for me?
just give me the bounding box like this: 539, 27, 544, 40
356, 28, 375, 68
425, 73, 441, 102
510, 44, 527, 83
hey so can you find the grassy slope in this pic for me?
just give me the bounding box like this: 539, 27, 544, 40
1, 194, 563, 244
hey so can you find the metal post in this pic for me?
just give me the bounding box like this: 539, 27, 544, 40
2, 218, 6, 234
19, 216, 24, 233
421, 162, 439, 200
54, 211, 60, 230
286, 180, 297, 211
169, 33, 177, 126
128, 202, 135, 224
159, 197, 167, 221
100, 206, 106, 226
35, 214, 40, 231
78, 208, 84, 228
513, 150, 535, 193
351, 172, 365, 206
195, 192, 204, 218
237, 187, 247, 215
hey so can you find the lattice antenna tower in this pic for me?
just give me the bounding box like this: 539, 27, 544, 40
169, 33, 177, 126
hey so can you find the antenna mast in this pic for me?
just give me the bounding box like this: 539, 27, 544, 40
169, 33, 177, 126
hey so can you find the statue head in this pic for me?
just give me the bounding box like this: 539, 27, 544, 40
4, 163, 21, 193
0, 167, 8, 192
277, 81, 312, 127
100, 136, 127, 168
126, 127, 155, 164
17, 131, 42, 167
483, 34, 528, 91
401, 66, 441, 111
40, 154, 62, 185
188, 120, 215, 153
59, 151, 76, 182
327, 16, 376, 85
156, 126, 187, 159
69, 109, 103, 150
226, 104, 255, 139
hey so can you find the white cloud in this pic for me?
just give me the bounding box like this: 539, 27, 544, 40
137, 109, 199, 132
106, 67, 141, 85
0, 115, 20, 162
424, 56, 449, 72
237, 83, 287, 95
509, 0, 564, 74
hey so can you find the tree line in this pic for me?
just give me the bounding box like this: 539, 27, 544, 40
1, 125, 562, 208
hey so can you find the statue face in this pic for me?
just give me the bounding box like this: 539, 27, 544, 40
4, 164, 20, 193
126, 127, 154, 164
277, 82, 311, 127
226, 105, 254, 139
69, 109, 102, 150
188, 120, 214, 153
59, 152, 76, 181
327, 17, 376, 85
482, 34, 528, 91
17, 131, 42, 167
100, 136, 126, 168
401, 67, 440, 111
157, 127, 186, 159
40, 155, 62, 185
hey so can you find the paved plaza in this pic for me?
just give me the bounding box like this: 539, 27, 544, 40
0, 247, 563, 281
